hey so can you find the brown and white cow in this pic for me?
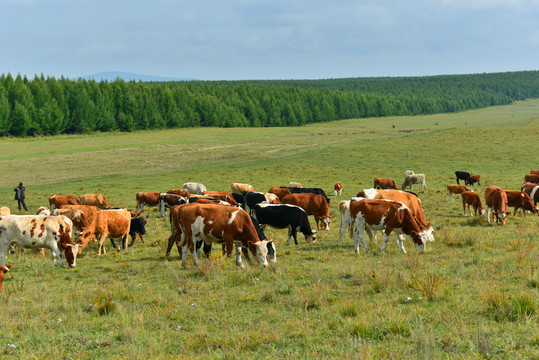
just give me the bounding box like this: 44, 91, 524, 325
446, 184, 472, 201
59, 204, 100, 222
465, 175, 481, 187
374, 178, 397, 190
461, 191, 485, 217
356, 189, 434, 242
77, 209, 131, 256
504, 190, 539, 216
524, 174, 539, 184
231, 183, 255, 194
49, 195, 81, 210
521, 183, 539, 205
0, 263, 12, 292
53, 208, 90, 233
167, 189, 191, 197
268, 187, 291, 201
402, 174, 427, 191
333, 182, 343, 196
79, 193, 111, 209
349, 199, 431, 254
485, 185, 510, 224
176, 203, 275, 268
135, 192, 161, 213
282, 193, 334, 230
0, 215, 78, 268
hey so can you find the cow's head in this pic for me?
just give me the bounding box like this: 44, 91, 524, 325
317, 215, 335, 231
305, 230, 317, 243
266, 240, 277, 263
478, 208, 486, 216
60, 243, 80, 268
0, 264, 12, 292
131, 216, 147, 236
493, 211, 510, 224
247, 240, 273, 267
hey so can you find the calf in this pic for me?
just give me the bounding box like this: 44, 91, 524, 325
282, 193, 334, 230
135, 192, 161, 213
0, 215, 78, 268
455, 171, 471, 185
79, 193, 111, 209
0, 264, 12, 292
231, 182, 254, 194
402, 174, 427, 191
446, 184, 472, 201
159, 193, 188, 217
504, 190, 539, 216
182, 182, 207, 195
461, 191, 485, 217
465, 175, 481, 187
253, 203, 316, 246
333, 182, 343, 196
349, 199, 431, 254
485, 186, 510, 225
49, 195, 80, 210
77, 209, 131, 256
524, 174, 539, 184
373, 178, 397, 190
521, 183, 539, 205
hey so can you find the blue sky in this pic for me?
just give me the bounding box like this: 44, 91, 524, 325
1, 0, 538, 80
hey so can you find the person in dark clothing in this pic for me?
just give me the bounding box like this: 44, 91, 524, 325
14, 183, 28, 211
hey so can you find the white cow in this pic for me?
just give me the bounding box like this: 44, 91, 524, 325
182, 182, 207, 195
402, 174, 427, 191
0, 215, 79, 268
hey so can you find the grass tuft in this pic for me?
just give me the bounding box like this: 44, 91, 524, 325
91, 290, 117, 316
408, 273, 444, 301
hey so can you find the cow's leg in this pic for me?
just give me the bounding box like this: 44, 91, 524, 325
486, 206, 491, 223
97, 234, 107, 256
395, 234, 407, 254
380, 232, 390, 253
121, 234, 128, 250
181, 245, 189, 268
353, 220, 370, 254
49, 243, 66, 268
286, 226, 293, 246
165, 232, 176, 259
235, 242, 244, 268
291, 226, 299, 245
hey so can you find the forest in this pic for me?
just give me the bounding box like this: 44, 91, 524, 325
1, 71, 539, 137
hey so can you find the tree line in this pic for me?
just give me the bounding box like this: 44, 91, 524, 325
1, 71, 539, 137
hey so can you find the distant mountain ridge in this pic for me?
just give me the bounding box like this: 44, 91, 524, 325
80, 71, 196, 82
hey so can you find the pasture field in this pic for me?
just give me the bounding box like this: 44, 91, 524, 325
0, 100, 538, 359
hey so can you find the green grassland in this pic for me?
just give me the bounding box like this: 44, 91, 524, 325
0, 100, 538, 359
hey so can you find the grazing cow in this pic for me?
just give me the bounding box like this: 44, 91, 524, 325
159, 193, 188, 217
356, 189, 434, 242
232, 193, 246, 209
0, 215, 78, 268
404, 170, 415, 177
485, 186, 510, 224
374, 178, 397, 190
253, 203, 317, 246
455, 171, 471, 185
530, 169, 539, 175
461, 191, 485, 217
176, 203, 275, 268
402, 174, 427, 191
339, 200, 352, 243
79, 193, 110, 209
349, 199, 431, 254
167, 189, 191, 197
0, 207, 10, 216
285, 187, 331, 204
49, 195, 80, 210
182, 182, 207, 195
504, 190, 539, 216
446, 184, 472, 201
333, 182, 343, 196
521, 183, 539, 205
282, 193, 334, 230
53, 208, 89, 233
77, 209, 131, 256
465, 175, 481, 187
288, 182, 302, 188
268, 187, 291, 201
135, 192, 161, 213
524, 174, 539, 184
0, 264, 12, 292
230, 182, 254, 194
202, 191, 239, 206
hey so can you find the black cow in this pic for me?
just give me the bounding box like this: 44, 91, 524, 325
253, 203, 317, 245
455, 171, 471, 185
244, 192, 267, 215
232, 193, 246, 210
283, 187, 331, 204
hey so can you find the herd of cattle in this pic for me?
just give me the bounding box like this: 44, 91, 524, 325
0, 170, 538, 291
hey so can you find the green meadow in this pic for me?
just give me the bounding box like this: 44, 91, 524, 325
0, 100, 538, 359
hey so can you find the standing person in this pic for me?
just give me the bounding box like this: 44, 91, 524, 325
14, 182, 28, 211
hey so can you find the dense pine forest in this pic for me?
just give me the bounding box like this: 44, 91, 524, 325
1, 71, 538, 137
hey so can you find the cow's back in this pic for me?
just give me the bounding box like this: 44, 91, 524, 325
485, 185, 507, 211
282, 193, 328, 217
92, 209, 131, 237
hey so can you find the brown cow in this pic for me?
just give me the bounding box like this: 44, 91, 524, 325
504, 190, 539, 216
268, 187, 291, 201
485, 185, 510, 224
333, 182, 343, 196
521, 183, 539, 205
167, 189, 191, 197
349, 199, 431, 254
77, 209, 131, 256
461, 191, 485, 217
79, 193, 110, 209
135, 192, 162, 213
373, 178, 397, 190
231, 183, 255, 194
202, 191, 239, 206
282, 193, 334, 230
524, 174, 539, 184
530, 169, 539, 175
49, 195, 80, 209
53, 208, 90, 233
465, 175, 481, 187
176, 203, 275, 268
0, 264, 12, 292
59, 205, 100, 222
446, 184, 472, 201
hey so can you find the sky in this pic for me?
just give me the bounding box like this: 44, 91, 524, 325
1, 0, 539, 80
